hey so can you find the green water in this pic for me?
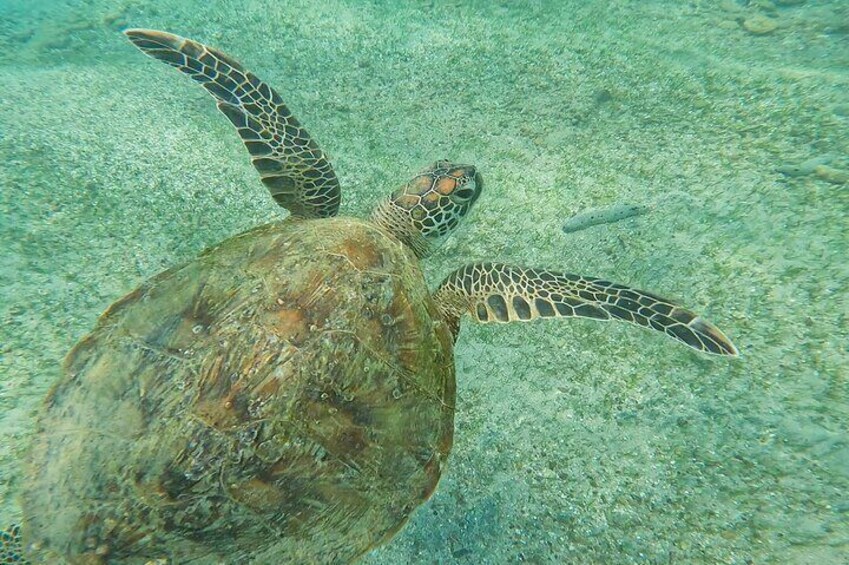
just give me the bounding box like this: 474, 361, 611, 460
1, 0, 847, 563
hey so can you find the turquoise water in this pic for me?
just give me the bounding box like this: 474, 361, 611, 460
1, 0, 847, 563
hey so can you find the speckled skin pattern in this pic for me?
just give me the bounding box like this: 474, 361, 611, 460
125, 29, 342, 220
21, 217, 455, 564
0, 525, 23, 564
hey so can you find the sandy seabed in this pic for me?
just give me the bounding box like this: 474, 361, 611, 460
1, 0, 847, 563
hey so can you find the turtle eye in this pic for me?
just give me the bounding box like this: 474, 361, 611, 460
451, 185, 477, 203
449, 172, 482, 205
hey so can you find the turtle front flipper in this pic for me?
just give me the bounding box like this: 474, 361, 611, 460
125, 29, 340, 219
0, 523, 26, 564
433, 263, 738, 356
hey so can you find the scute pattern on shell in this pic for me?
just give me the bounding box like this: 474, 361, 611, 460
22, 217, 455, 564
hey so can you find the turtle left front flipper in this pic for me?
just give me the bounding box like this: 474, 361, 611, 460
0, 523, 25, 565
434, 262, 738, 356
125, 29, 340, 219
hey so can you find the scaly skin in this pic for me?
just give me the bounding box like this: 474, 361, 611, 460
125, 29, 341, 219
9, 28, 737, 565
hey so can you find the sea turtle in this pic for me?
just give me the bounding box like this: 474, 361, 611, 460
3, 29, 737, 565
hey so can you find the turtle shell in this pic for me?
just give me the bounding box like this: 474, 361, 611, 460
22, 217, 456, 564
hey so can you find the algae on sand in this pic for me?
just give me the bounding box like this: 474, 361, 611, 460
1, 0, 847, 563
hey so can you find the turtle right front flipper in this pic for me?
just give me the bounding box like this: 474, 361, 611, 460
434, 262, 738, 356
125, 29, 340, 219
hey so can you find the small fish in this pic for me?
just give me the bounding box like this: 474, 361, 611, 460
776, 154, 834, 177
562, 203, 648, 234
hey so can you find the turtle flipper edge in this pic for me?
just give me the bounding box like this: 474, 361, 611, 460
433, 262, 738, 356
0, 523, 27, 564
125, 29, 341, 219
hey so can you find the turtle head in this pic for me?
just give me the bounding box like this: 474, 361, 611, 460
371, 161, 482, 258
